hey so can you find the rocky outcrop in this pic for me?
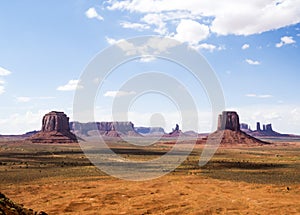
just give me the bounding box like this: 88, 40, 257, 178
256, 122, 261, 131
70, 121, 141, 137
0, 193, 47, 215
41, 112, 70, 132
240, 123, 249, 130
212, 111, 269, 145
241, 122, 289, 137
217, 111, 240, 131
265, 124, 273, 132
28, 111, 77, 143
163, 124, 186, 138
253, 122, 287, 137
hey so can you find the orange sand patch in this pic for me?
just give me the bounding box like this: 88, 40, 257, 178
2, 175, 299, 215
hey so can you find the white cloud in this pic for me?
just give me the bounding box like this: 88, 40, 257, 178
85, 7, 104, 21
57, 80, 83, 91
276, 36, 296, 47
0, 66, 12, 76
108, 37, 179, 56
104, 90, 136, 98
105, 36, 124, 45
174, 19, 210, 45
0, 109, 54, 134
195, 43, 224, 52
245, 94, 273, 98
139, 55, 156, 63
120, 21, 150, 31
245, 59, 261, 65
141, 13, 168, 35
106, 0, 300, 36
242, 44, 250, 50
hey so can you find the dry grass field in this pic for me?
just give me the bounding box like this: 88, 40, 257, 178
0, 140, 299, 214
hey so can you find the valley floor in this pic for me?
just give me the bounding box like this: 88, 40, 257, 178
0, 140, 299, 214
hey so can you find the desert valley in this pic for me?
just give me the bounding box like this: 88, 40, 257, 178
1, 2, 300, 214
0, 110, 299, 214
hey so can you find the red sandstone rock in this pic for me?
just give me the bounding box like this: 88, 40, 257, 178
28, 111, 77, 143
218, 111, 240, 131
213, 111, 269, 145
70, 121, 141, 137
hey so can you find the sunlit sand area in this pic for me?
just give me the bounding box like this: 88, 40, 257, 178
1, 139, 299, 214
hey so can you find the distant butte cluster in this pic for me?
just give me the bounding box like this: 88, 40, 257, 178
5, 109, 291, 144
241, 121, 289, 137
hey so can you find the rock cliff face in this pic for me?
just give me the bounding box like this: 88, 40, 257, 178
28, 111, 77, 143
217, 111, 240, 131
70, 121, 140, 137
42, 112, 70, 132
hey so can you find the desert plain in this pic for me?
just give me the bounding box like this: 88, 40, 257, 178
0, 139, 299, 215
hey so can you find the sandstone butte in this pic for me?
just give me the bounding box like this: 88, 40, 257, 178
28, 111, 77, 143
208, 111, 269, 145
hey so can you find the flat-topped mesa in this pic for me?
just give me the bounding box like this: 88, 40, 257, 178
42, 111, 70, 132
28, 111, 77, 143
217, 111, 240, 131
70, 121, 141, 137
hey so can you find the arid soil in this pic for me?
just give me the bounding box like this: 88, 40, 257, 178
0, 140, 299, 214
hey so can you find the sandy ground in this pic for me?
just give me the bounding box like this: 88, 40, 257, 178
1, 141, 300, 214
1, 174, 300, 215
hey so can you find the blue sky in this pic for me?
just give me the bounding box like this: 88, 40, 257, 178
0, 0, 300, 134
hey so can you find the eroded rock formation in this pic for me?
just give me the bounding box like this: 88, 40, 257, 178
41, 112, 70, 132
217, 111, 240, 131
163, 124, 185, 137
257, 122, 261, 131
70, 121, 141, 137
28, 111, 77, 143
211, 111, 269, 145
240, 121, 289, 137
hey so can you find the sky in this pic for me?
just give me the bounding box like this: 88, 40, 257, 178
0, 0, 300, 135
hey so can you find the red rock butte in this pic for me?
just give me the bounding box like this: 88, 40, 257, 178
28, 111, 77, 143
209, 111, 269, 145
